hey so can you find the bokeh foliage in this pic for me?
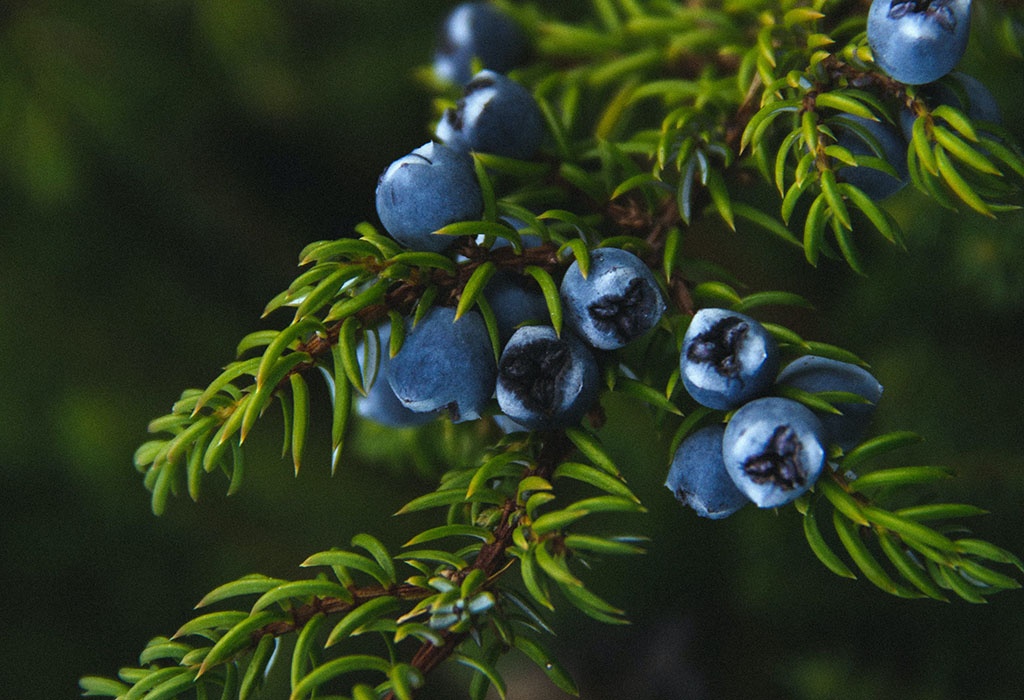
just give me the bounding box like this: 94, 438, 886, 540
3, 1, 1024, 698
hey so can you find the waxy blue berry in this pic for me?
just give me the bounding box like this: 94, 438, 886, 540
776, 356, 884, 451
722, 397, 827, 508
496, 326, 599, 430
386, 307, 496, 423
483, 270, 550, 344
680, 308, 779, 411
560, 248, 666, 350
835, 114, 909, 200
356, 324, 435, 428
433, 3, 528, 86
665, 425, 749, 519
867, 0, 972, 85
375, 141, 482, 253
436, 71, 545, 161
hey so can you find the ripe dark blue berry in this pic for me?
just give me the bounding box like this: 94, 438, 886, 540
356, 324, 435, 428
867, 0, 972, 85
722, 397, 826, 508
375, 141, 482, 253
560, 248, 666, 350
776, 356, 883, 451
680, 308, 779, 411
433, 3, 528, 86
496, 326, 599, 430
665, 425, 749, 519
436, 70, 545, 160
386, 307, 496, 422
835, 114, 909, 200
483, 269, 550, 344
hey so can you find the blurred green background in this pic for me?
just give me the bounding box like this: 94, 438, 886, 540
2, 2, 1023, 698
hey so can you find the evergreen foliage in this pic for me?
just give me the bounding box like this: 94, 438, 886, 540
72, 1, 1024, 698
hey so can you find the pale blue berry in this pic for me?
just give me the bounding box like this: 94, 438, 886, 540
835, 114, 909, 200
680, 308, 779, 411
560, 248, 666, 350
776, 356, 883, 451
375, 141, 482, 253
386, 307, 496, 422
867, 0, 972, 85
665, 425, 749, 519
436, 71, 544, 161
496, 326, 599, 430
355, 324, 435, 428
723, 397, 827, 508
433, 3, 528, 86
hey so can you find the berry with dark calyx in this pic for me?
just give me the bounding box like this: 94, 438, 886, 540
496, 326, 599, 430
776, 356, 884, 452
356, 324, 435, 428
899, 72, 1002, 141
433, 2, 528, 86
867, 0, 972, 85
375, 141, 482, 253
680, 308, 780, 411
483, 269, 549, 344
386, 307, 496, 423
560, 247, 666, 350
722, 397, 827, 508
665, 425, 750, 520
436, 70, 545, 160
834, 114, 909, 201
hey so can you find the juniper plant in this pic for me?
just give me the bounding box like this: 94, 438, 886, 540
79, 1, 1024, 699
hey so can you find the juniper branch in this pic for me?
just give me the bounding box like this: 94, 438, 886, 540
250, 583, 434, 645
381, 430, 576, 700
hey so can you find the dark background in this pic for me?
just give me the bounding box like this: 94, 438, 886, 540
2, 2, 1023, 698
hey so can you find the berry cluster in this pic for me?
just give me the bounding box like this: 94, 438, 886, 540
366, 4, 671, 433
669, 309, 883, 515
83, 3, 1024, 698
836, 2, 1003, 204
371, 3, 893, 514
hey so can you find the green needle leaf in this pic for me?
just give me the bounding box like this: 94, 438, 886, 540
240, 634, 276, 700
290, 613, 326, 693
803, 499, 856, 579
351, 533, 396, 586
803, 193, 829, 266
932, 126, 1000, 175
841, 431, 922, 472
553, 461, 638, 501
523, 265, 563, 336
832, 510, 920, 599
325, 597, 401, 647
256, 317, 325, 390
733, 202, 802, 249
199, 611, 282, 675
290, 655, 391, 700
456, 262, 496, 321
301, 550, 389, 588
934, 144, 995, 217
196, 575, 289, 608
289, 374, 309, 476
514, 636, 580, 696
848, 466, 954, 492
452, 654, 507, 700
250, 579, 355, 614
877, 532, 949, 602
566, 427, 619, 475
